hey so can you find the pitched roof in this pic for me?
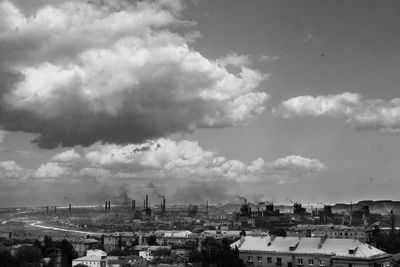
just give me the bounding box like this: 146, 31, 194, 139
231, 236, 390, 259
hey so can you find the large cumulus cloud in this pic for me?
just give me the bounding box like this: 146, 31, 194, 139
0, 0, 268, 148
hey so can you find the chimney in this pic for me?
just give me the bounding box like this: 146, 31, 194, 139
69, 203, 71, 214
105, 201, 108, 212
132, 200, 136, 211
146, 195, 148, 208
54, 206, 57, 213
46, 206, 49, 214
239, 231, 246, 247
206, 200, 208, 213
8, 232, 12, 240
143, 199, 145, 208
108, 201, 111, 211
163, 197, 166, 213
318, 235, 328, 249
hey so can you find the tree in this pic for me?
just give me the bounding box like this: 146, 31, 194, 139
199, 237, 245, 267
57, 239, 78, 267
109, 247, 127, 256
152, 248, 171, 257
147, 235, 157, 246
15, 245, 42, 267
42, 235, 55, 258
0, 250, 19, 267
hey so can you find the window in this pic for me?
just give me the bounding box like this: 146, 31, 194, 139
298, 259, 303, 265
277, 257, 282, 265
258, 257, 262, 262
267, 257, 272, 263
248, 256, 253, 263
309, 259, 314, 265
319, 261, 325, 266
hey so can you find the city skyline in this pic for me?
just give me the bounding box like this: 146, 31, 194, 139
1, 0, 400, 206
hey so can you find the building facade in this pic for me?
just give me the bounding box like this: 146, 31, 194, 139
287, 225, 369, 242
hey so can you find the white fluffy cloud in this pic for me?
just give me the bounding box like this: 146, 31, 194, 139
52, 149, 81, 162
0, 160, 30, 179
0, 0, 268, 148
1, 138, 325, 183
83, 138, 325, 182
276, 92, 400, 132
34, 162, 69, 179
266, 155, 326, 175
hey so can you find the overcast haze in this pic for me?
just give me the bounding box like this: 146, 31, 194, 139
1, 0, 400, 207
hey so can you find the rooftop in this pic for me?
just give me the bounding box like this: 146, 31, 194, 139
231, 236, 390, 259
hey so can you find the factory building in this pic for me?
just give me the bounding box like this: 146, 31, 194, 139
231, 235, 392, 267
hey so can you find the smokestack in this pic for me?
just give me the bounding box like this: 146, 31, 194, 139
108, 201, 111, 211
206, 200, 208, 213
46, 206, 49, 214
105, 201, 108, 212
54, 206, 57, 213
163, 196, 166, 213
69, 203, 71, 214
132, 200, 136, 211
143, 199, 145, 209
146, 195, 148, 208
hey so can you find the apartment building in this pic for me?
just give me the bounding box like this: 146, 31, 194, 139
231, 235, 392, 267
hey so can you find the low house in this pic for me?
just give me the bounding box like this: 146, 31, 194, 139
72, 249, 107, 267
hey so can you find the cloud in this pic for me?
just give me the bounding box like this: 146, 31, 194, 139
52, 149, 81, 162
0, 0, 268, 148
6, 138, 323, 183
82, 138, 325, 183
0, 160, 30, 179
0, 139, 326, 204
215, 52, 251, 67
276, 92, 400, 132
266, 155, 326, 176
34, 162, 69, 179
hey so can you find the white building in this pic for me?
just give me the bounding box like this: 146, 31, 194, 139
231, 235, 392, 267
72, 250, 107, 267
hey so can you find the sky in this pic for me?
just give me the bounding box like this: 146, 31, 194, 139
1, 0, 400, 207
